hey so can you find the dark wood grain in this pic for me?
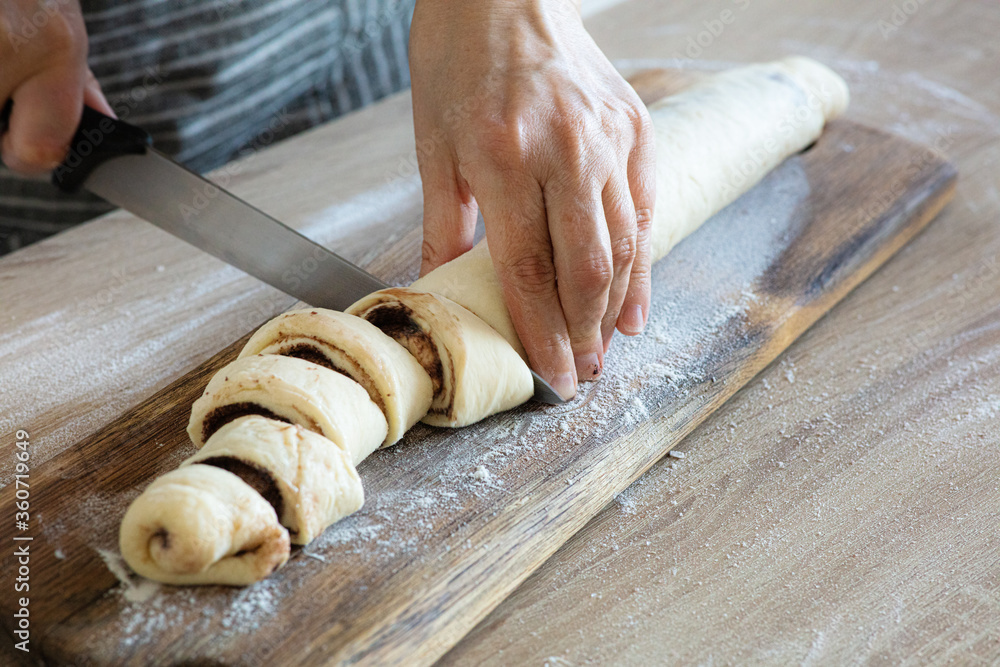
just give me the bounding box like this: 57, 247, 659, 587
0, 73, 956, 666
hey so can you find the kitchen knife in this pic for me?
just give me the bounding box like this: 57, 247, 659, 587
0, 102, 564, 403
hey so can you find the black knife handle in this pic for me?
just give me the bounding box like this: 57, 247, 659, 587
52, 106, 152, 192
0, 99, 11, 134
1, 102, 151, 190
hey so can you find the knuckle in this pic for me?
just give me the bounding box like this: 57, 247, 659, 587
602, 102, 633, 138
528, 334, 571, 360
566, 250, 614, 294
554, 113, 588, 148
619, 90, 652, 129
628, 259, 652, 286
46, 13, 85, 59
635, 205, 654, 233
610, 233, 637, 268
475, 116, 525, 168
421, 239, 445, 267
499, 253, 556, 296
549, 113, 597, 177
550, 99, 587, 133
632, 102, 653, 132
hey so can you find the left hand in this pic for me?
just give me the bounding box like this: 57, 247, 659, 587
409, 0, 656, 400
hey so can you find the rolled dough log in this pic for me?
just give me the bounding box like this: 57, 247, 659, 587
119, 464, 290, 586
123, 56, 851, 588
412, 56, 849, 353
184, 416, 364, 545
346, 287, 533, 427
187, 354, 388, 465
239, 308, 433, 447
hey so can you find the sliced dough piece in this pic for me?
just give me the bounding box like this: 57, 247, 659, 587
412, 56, 850, 352
412, 241, 526, 360
346, 287, 533, 427
184, 416, 363, 545
239, 308, 432, 447
119, 464, 289, 586
187, 354, 387, 465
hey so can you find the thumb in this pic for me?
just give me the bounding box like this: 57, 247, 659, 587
419, 153, 478, 276
2, 66, 84, 174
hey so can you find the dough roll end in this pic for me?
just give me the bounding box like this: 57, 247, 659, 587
119, 465, 290, 586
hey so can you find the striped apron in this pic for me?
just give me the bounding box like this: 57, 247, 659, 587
0, 0, 415, 254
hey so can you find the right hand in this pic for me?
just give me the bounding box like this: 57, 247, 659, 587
0, 0, 114, 174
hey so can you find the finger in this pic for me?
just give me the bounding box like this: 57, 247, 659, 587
617, 111, 656, 336
83, 69, 117, 118
548, 182, 613, 382
418, 152, 478, 276
2, 66, 84, 174
476, 172, 577, 400
599, 171, 638, 352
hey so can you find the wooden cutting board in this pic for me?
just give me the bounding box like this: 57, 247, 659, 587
0, 70, 956, 666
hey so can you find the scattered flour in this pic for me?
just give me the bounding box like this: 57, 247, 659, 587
292, 152, 814, 572
218, 580, 281, 632
97, 548, 160, 604
6, 67, 921, 657
0, 174, 424, 490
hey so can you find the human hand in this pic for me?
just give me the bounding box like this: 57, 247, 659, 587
410, 0, 655, 400
1, 0, 114, 174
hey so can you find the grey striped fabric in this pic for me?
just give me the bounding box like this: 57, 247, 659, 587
0, 0, 415, 254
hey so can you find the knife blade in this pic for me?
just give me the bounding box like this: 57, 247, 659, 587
7, 102, 564, 404
50, 105, 388, 312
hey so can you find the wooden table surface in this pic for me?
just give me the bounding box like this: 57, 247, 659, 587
1, 0, 997, 664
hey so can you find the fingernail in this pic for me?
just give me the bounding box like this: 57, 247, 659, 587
1, 151, 53, 175
575, 353, 601, 381
620, 305, 646, 335
21, 143, 63, 171
551, 372, 577, 401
